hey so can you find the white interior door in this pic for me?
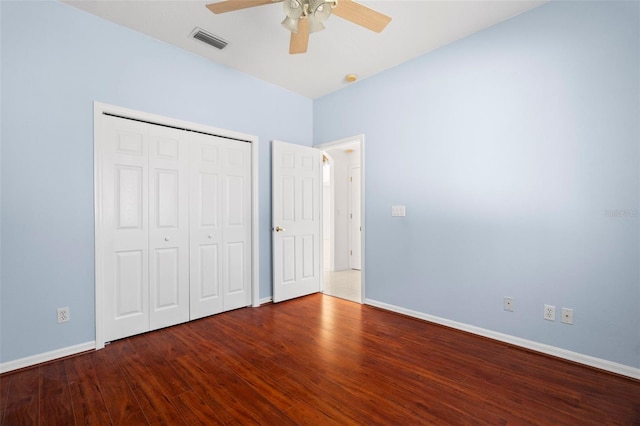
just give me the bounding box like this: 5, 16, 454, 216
350, 165, 362, 270
189, 133, 251, 319
272, 141, 322, 303
102, 117, 150, 342
148, 126, 190, 330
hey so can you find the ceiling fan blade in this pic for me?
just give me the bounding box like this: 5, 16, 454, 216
206, 0, 280, 14
289, 18, 310, 54
332, 0, 391, 33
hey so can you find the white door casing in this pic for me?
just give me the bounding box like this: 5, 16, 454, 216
350, 165, 362, 270
272, 141, 322, 303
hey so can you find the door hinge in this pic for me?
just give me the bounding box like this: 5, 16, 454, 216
350, 250, 352, 255
350, 176, 352, 182
350, 213, 352, 219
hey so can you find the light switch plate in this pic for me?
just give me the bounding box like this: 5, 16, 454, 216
392, 205, 406, 217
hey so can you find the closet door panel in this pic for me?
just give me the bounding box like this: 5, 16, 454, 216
200, 173, 218, 227
199, 245, 219, 298
154, 248, 180, 308
226, 242, 245, 293
189, 133, 224, 320
114, 250, 145, 317
222, 142, 252, 311
102, 117, 150, 342
149, 126, 190, 330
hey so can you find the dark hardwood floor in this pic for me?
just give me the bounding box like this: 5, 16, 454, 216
1, 293, 639, 425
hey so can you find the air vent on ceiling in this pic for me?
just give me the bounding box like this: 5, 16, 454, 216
191, 27, 228, 50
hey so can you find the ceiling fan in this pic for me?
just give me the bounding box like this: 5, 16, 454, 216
206, 0, 392, 54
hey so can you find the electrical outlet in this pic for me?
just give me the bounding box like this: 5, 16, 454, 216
561, 308, 574, 325
543, 304, 555, 321
503, 297, 514, 312
57, 307, 70, 323
391, 205, 406, 217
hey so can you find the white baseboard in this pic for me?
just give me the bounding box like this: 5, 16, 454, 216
259, 297, 273, 305
365, 298, 640, 380
0, 341, 95, 374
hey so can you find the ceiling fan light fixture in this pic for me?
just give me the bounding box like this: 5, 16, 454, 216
308, 19, 325, 33
309, 0, 332, 22
283, 0, 303, 18
282, 16, 300, 33
205, 0, 391, 55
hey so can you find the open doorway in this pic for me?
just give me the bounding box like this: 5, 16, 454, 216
317, 135, 364, 303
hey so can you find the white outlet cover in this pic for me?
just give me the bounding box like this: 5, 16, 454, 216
503, 297, 514, 312
561, 308, 574, 325
544, 304, 556, 321
392, 205, 406, 217
57, 307, 70, 323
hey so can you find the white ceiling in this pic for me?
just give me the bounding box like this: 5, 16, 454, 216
65, 0, 546, 99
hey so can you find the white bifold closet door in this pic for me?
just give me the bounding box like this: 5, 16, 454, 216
189, 132, 251, 320
102, 117, 152, 341
100, 115, 250, 343
148, 125, 190, 330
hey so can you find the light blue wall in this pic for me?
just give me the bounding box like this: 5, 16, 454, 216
315, 1, 640, 368
0, 0, 312, 363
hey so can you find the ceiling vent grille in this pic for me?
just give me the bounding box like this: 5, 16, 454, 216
191, 28, 228, 50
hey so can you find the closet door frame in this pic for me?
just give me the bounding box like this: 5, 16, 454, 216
93, 102, 259, 350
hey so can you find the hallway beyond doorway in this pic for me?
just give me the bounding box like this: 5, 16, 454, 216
323, 269, 361, 303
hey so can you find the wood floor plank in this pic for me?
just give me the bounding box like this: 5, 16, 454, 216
2, 367, 40, 426
130, 380, 186, 424
126, 337, 191, 398
194, 357, 298, 426
0, 373, 12, 426
91, 349, 149, 425
39, 361, 75, 425
2, 293, 639, 425
171, 354, 262, 425
209, 350, 299, 412
283, 400, 356, 426
106, 340, 150, 391
351, 349, 534, 424
171, 390, 225, 425
143, 328, 189, 361
65, 355, 112, 426
107, 339, 188, 425
266, 369, 366, 424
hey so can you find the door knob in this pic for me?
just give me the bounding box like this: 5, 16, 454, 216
275, 226, 286, 232
164, 237, 170, 241
208, 234, 213, 239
